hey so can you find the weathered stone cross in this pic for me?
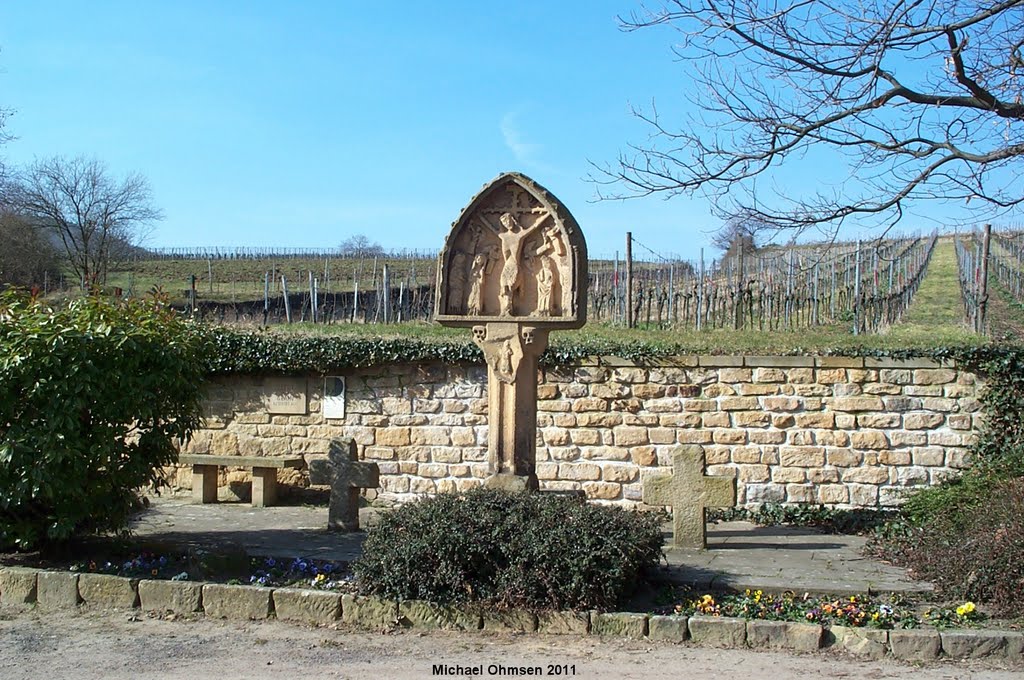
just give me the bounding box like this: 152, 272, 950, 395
308, 438, 380, 532
642, 445, 737, 549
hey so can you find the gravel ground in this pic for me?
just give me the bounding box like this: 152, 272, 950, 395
0, 607, 1020, 680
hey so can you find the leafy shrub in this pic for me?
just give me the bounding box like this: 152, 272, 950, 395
711, 503, 896, 535
353, 488, 664, 611
871, 474, 1024, 615
0, 291, 208, 549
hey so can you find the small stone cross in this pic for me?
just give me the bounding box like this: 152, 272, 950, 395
643, 445, 736, 550
308, 438, 380, 532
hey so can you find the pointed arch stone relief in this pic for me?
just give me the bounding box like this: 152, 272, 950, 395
435, 172, 588, 329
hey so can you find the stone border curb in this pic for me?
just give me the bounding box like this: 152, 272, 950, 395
0, 567, 1019, 663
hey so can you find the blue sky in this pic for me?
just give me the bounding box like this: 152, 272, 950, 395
0, 2, 1010, 261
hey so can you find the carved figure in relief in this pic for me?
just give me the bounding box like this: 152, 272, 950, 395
537, 225, 565, 258
536, 257, 555, 316
498, 339, 514, 380
447, 250, 467, 314
477, 211, 550, 316
467, 249, 494, 315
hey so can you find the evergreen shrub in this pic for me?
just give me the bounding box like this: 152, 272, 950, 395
0, 291, 208, 549
353, 488, 664, 611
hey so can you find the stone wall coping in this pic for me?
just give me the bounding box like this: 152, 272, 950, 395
863, 357, 953, 369
1, 566, 1019, 663
742, 356, 815, 368
213, 353, 961, 374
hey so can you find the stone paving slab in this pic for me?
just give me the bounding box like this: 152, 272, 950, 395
129, 498, 932, 596
661, 523, 931, 596
129, 498, 369, 562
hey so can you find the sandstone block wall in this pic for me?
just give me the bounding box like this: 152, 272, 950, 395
173, 356, 982, 509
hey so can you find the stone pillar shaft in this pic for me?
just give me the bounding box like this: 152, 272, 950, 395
474, 322, 548, 490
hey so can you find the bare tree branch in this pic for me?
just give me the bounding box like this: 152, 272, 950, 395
593, 0, 1024, 234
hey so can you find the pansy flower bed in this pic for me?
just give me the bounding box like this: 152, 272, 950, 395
674, 590, 986, 630
71, 551, 191, 580
246, 556, 355, 591
923, 601, 986, 628
69, 550, 355, 591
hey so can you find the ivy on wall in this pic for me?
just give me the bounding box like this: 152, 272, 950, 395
202, 327, 1024, 377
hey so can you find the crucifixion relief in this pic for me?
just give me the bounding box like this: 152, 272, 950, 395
436, 173, 587, 490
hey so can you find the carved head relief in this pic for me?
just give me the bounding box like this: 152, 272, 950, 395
436, 173, 588, 329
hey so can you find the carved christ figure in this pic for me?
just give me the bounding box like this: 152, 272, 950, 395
477, 211, 550, 316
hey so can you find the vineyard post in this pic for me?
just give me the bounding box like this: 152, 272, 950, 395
853, 240, 862, 335
371, 257, 380, 323
698, 249, 705, 331
736, 243, 745, 330
263, 272, 269, 326
973, 232, 981, 330
812, 262, 819, 326
625, 232, 634, 329
308, 271, 315, 323
613, 253, 620, 323
208, 258, 213, 293
189, 274, 196, 316
314, 277, 320, 324
785, 251, 794, 328
382, 263, 391, 324
352, 280, 359, 323
398, 278, 405, 323
872, 248, 879, 297
668, 263, 675, 325
281, 275, 291, 323
978, 223, 992, 334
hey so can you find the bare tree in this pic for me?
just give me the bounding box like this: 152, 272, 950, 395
339, 234, 385, 257
710, 216, 770, 253
8, 156, 161, 286
0, 210, 61, 289
0, 106, 10, 179
594, 1, 1024, 235
0, 88, 11, 181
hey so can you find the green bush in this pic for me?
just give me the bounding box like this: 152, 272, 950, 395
711, 503, 896, 534
0, 291, 208, 549
871, 354, 1024, 615
871, 474, 1024, 615
353, 489, 664, 611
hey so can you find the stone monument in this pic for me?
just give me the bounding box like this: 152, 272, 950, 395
642, 445, 737, 549
436, 172, 587, 491
309, 438, 380, 531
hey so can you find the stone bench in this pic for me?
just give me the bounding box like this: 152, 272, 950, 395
178, 454, 304, 508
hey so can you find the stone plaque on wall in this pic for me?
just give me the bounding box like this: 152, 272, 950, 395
260, 377, 308, 415
323, 376, 346, 420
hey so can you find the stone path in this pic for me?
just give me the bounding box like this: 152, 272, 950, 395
130, 498, 931, 597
